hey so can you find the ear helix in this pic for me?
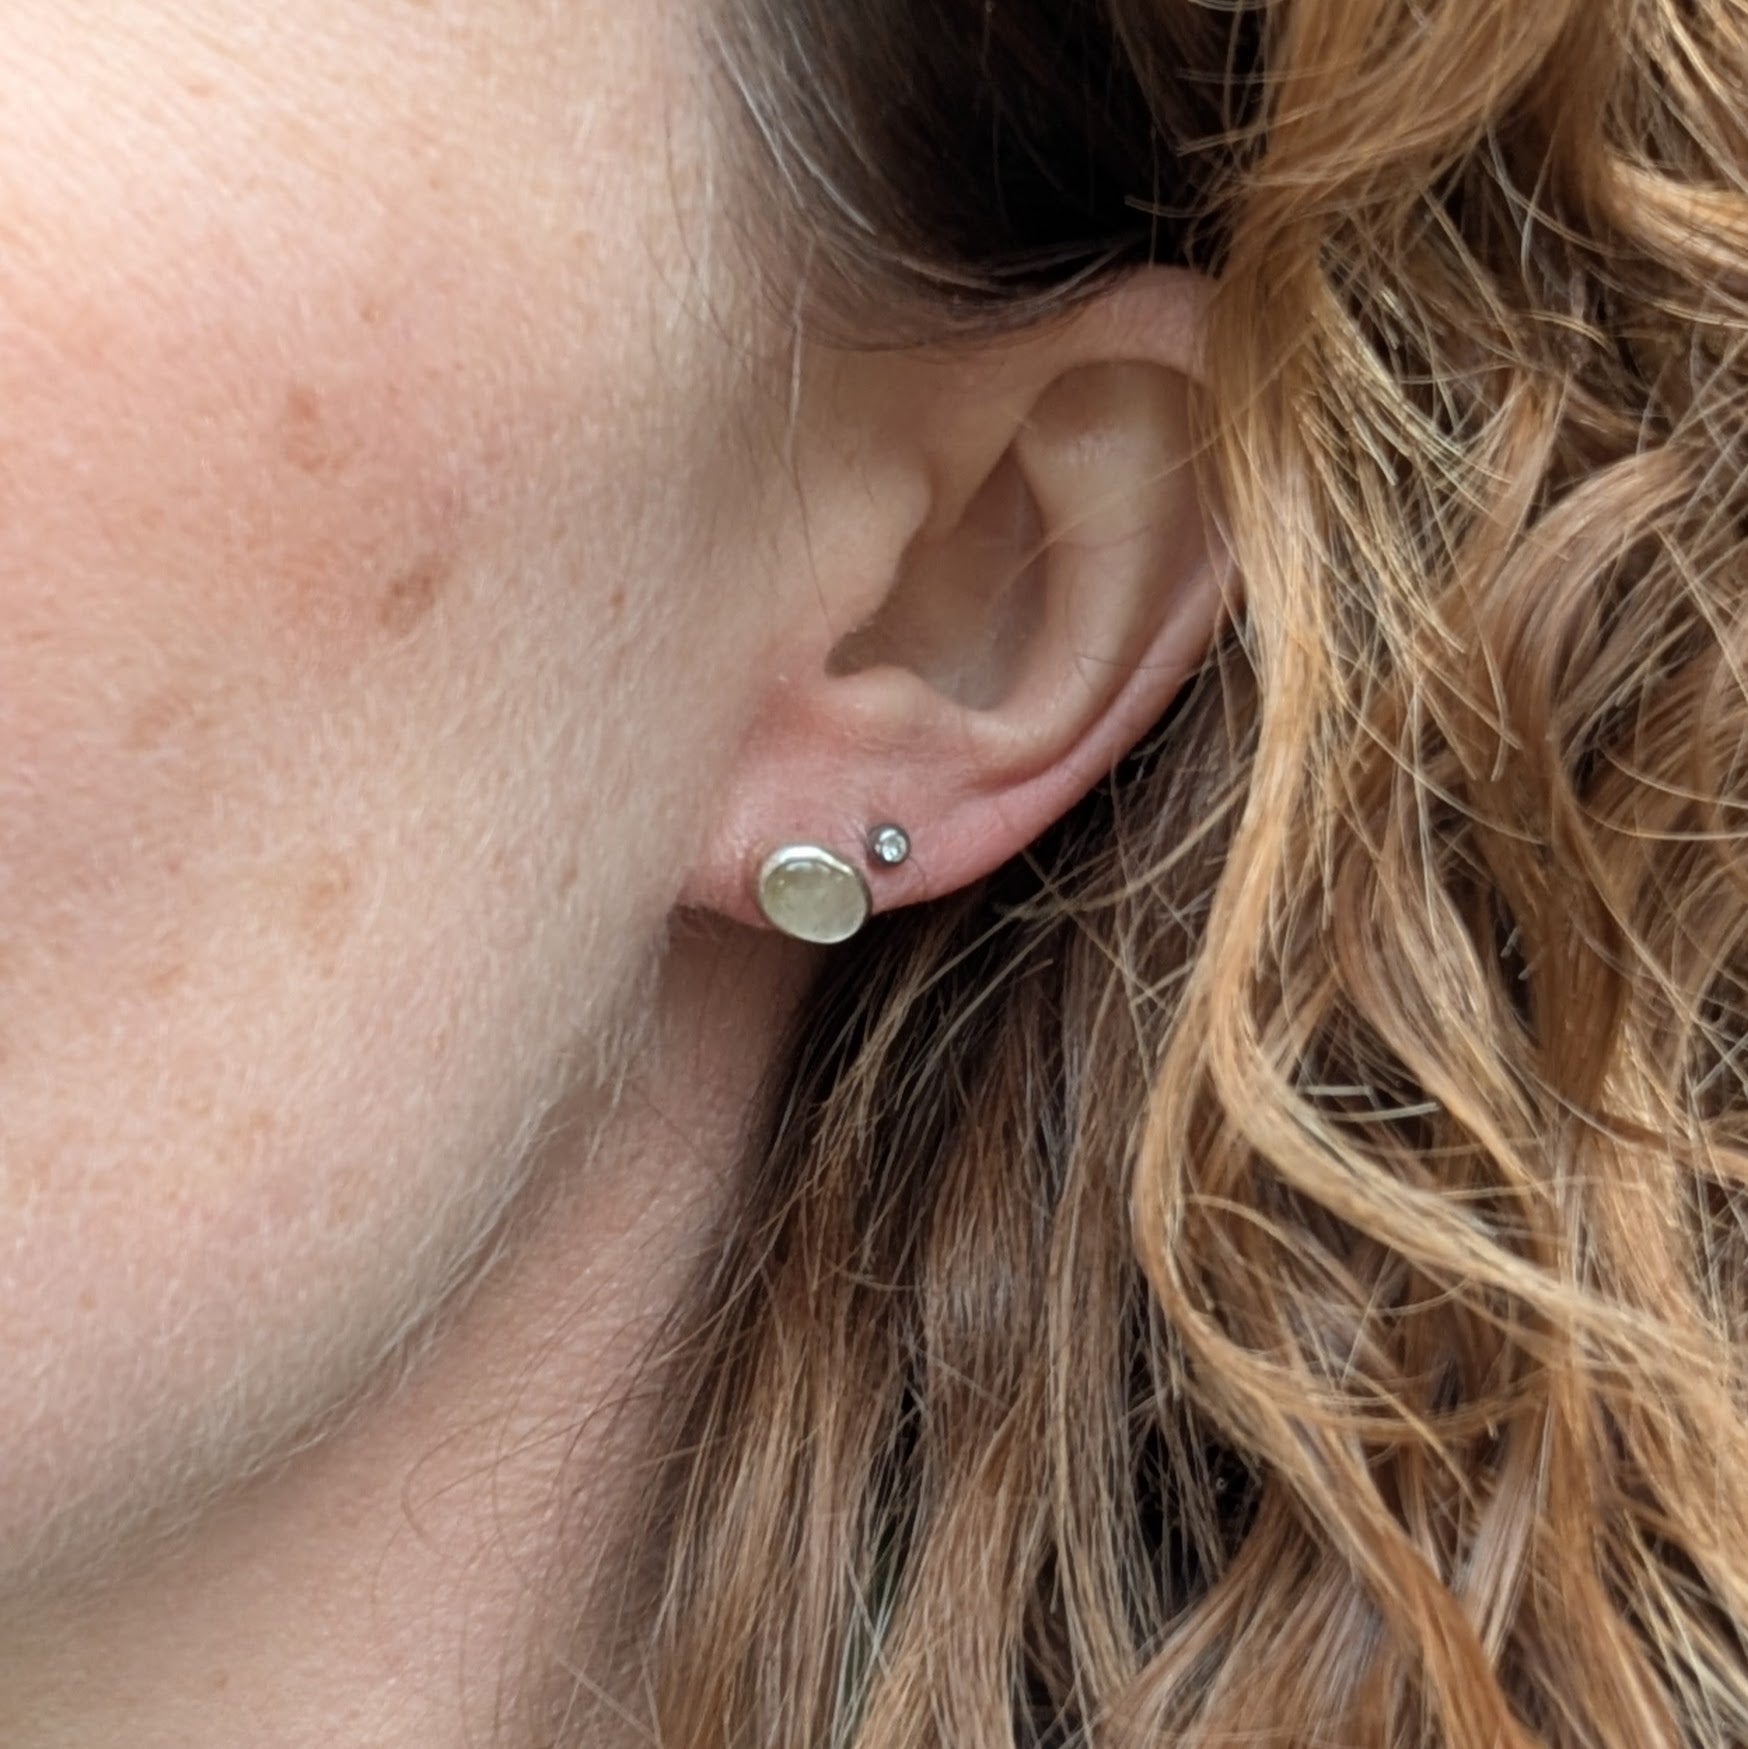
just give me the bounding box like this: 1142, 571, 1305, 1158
754, 825, 911, 944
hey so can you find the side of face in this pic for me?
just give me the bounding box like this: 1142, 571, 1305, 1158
0, 0, 780, 1596
0, 0, 1227, 1613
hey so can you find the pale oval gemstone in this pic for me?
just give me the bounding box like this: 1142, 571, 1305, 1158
756, 847, 871, 944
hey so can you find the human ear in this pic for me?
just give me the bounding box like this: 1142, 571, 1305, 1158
680, 268, 1231, 931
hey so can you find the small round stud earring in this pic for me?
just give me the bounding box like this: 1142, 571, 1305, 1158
755, 844, 872, 945
867, 824, 912, 869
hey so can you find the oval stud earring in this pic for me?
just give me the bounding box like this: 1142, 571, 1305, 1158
755, 845, 873, 945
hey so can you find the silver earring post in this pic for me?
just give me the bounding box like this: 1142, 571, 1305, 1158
755, 845, 872, 945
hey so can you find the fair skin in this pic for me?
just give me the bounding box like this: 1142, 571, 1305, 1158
0, 1, 1223, 1743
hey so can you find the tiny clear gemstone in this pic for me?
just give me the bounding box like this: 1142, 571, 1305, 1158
869, 825, 911, 868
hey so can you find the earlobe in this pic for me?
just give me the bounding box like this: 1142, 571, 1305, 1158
681, 269, 1231, 936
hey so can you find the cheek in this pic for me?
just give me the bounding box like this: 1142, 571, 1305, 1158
0, 278, 467, 927
0, 7, 713, 953
0, 2, 760, 1583
0, 0, 706, 670
0, 132, 526, 699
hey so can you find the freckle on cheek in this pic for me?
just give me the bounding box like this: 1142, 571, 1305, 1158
378, 553, 452, 638
295, 855, 361, 967
126, 686, 200, 752
227, 1108, 278, 1161
143, 956, 192, 1001
278, 383, 354, 480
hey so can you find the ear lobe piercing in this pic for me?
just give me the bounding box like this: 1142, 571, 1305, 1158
755, 824, 913, 944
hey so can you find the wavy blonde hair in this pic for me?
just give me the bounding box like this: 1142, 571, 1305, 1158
545, 2, 1748, 1743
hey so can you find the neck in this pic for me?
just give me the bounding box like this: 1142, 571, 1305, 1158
3, 924, 815, 1749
